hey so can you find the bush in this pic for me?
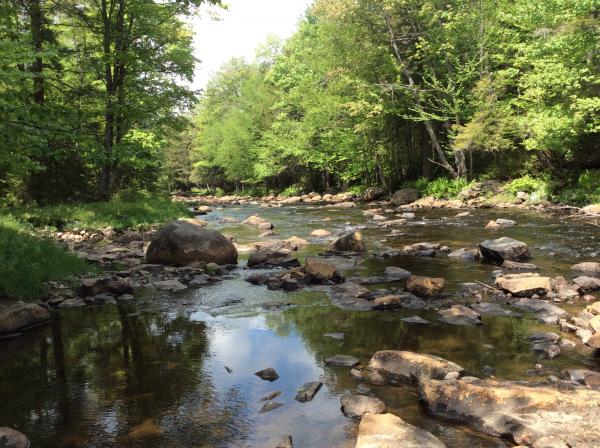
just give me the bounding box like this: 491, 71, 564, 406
557, 170, 600, 205
505, 175, 548, 194
423, 177, 470, 199
0, 215, 94, 299
280, 184, 303, 197
346, 185, 367, 196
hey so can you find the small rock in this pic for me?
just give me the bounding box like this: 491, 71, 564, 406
310, 229, 332, 237
275, 435, 294, 448
153, 279, 187, 291
383, 266, 412, 280
323, 332, 345, 340
439, 305, 482, 326
325, 355, 360, 367
0, 427, 29, 448
259, 390, 282, 402
259, 401, 283, 413
340, 393, 385, 417
401, 316, 430, 324
406, 275, 445, 297
255, 368, 279, 382
295, 381, 323, 402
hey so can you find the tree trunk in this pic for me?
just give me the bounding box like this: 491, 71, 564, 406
100, 0, 116, 199
28, 0, 44, 104
384, 14, 458, 178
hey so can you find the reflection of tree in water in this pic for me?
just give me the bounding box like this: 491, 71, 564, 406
0, 304, 250, 448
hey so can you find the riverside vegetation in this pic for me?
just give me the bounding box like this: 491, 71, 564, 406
0, 0, 599, 447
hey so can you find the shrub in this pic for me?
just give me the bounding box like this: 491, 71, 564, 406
557, 170, 600, 205
505, 175, 548, 194
280, 184, 303, 197
423, 177, 471, 199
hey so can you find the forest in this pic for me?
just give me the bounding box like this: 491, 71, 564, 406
1, 0, 598, 206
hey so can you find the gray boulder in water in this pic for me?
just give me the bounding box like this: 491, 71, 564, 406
146, 219, 237, 266
0, 301, 50, 335
329, 231, 365, 252
391, 188, 420, 205
479, 237, 530, 263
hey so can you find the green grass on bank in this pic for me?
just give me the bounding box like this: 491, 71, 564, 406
0, 192, 191, 299
10, 191, 193, 231
0, 215, 94, 299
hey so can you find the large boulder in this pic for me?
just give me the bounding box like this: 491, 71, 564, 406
367, 350, 464, 385
406, 275, 445, 297
479, 237, 530, 263
582, 205, 600, 215
572, 262, 600, 278
362, 187, 386, 202
146, 220, 237, 266
303, 258, 344, 284
391, 188, 420, 205
329, 231, 365, 252
0, 301, 50, 335
495, 273, 552, 297
420, 378, 600, 447
356, 413, 446, 448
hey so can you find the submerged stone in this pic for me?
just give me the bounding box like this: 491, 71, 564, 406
325, 355, 360, 367
340, 394, 385, 418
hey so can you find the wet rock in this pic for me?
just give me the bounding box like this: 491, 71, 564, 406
329, 231, 365, 253
511, 298, 568, 323
529, 332, 561, 359
295, 381, 323, 402
383, 266, 411, 280
379, 218, 406, 227
573, 276, 600, 291
220, 216, 241, 224
356, 413, 445, 448
406, 275, 445, 297
117, 294, 135, 302
0, 427, 29, 448
57, 298, 87, 308
420, 378, 600, 447
147, 220, 237, 266
485, 219, 516, 229
401, 315, 430, 324
0, 301, 50, 335
255, 368, 279, 382
439, 305, 482, 326
247, 250, 300, 269
259, 390, 282, 402
259, 230, 275, 237
391, 188, 420, 205
259, 401, 283, 413
303, 258, 344, 284
283, 236, 310, 250
79, 277, 133, 296
496, 274, 552, 297
326, 201, 356, 209
572, 262, 600, 278
152, 279, 187, 291
482, 365, 496, 376
362, 187, 386, 202
241, 215, 268, 226
367, 351, 464, 385
340, 394, 385, 418
502, 260, 539, 271
274, 435, 293, 448
310, 229, 332, 237
448, 248, 479, 261
479, 237, 530, 263
471, 302, 521, 317
325, 354, 360, 367
328, 283, 376, 311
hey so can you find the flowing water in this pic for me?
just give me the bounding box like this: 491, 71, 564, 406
1, 204, 599, 447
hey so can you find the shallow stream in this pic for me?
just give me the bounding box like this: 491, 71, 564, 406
1, 204, 599, 447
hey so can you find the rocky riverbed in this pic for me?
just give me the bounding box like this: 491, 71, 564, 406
1, 193, 600, 447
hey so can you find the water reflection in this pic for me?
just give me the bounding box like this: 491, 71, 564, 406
1, 204, 599, 447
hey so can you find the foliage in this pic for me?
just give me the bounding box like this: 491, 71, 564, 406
11, 192, 191, 231
506, 175, 549, 195
557, 170, 600, 205
279, 185, 304, 197
423, 178, 471, 199
0, 215, 93, 299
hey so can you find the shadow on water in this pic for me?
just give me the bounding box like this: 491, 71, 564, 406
1, 204, 600, 447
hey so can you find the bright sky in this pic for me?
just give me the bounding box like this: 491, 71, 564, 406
191, 0, 313, 90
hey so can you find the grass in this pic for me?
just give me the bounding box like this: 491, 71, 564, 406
0, 215, 94, 299
0, 191, 191, 299
10, 191, 192, 231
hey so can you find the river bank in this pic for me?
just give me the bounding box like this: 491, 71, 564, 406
1, 194, 600, 447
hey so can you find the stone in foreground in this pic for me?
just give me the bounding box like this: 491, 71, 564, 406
295, 381, 322, 403
495, 274, 552, 297
0, 301, 50, 335
328, 231, 365, 252
340, 394, 385, 418
479, 237, 530, 263
325, 354, 360, 367
356, 413, 446, 448
367, 350, 464, 385
406, 275, 445, 297
0, 427, 29, 448
275, 435, 293, 448
420, 378, 600, 447
255, 368, 279, 382
146, 220, 237, 266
